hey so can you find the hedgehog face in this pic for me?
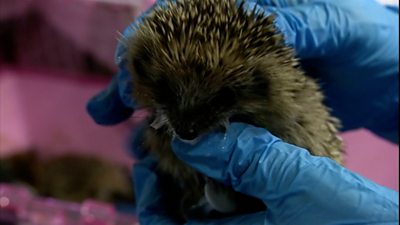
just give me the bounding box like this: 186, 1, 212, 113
131, 57, 243, 140
130, 47, 274, 140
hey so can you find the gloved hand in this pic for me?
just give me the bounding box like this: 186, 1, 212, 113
133, 122, 399, 225
254, 0, 399, 143
171, 122, 399, 225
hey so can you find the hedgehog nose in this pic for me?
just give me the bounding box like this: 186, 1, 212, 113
175, 128, 198, 141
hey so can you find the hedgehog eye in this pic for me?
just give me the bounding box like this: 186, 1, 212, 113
211, 87, 237, 107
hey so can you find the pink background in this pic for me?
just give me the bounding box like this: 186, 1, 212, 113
0, 0, 155, 71
0, 67, 398, 191
0, 67, 137, 168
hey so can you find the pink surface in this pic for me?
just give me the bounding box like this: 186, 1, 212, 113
342, 129, 399, 191
0, 183, 138, 225
0, 67, 141, 168
0, 67, 398, 190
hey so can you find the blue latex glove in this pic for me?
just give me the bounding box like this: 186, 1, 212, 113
86, 75, 134, 125
256, 0, 399, 143
133, 123, 399, 225
130, 122, 268, 225
171, 122, 399, 225
132, 156, 179, 225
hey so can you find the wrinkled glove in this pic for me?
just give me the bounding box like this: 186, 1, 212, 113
171, 122, 399, 225
130, 122, 267, 225
133, 121, 399, 225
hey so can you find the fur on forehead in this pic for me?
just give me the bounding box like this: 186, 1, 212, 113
127, 0, 294, 88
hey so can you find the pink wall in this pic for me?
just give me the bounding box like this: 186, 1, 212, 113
0, 71, 32, 150
0, 67, 398, 191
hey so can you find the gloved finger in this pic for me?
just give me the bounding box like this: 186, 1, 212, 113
186, 211, 267, 225
260, 0, 396, 59
242, 0, 349, 59
133, 156, 180, 225
265, 2, 353, 59
86, 75, 133, 125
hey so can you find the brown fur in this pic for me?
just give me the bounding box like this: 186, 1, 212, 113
124, 0, 343, 220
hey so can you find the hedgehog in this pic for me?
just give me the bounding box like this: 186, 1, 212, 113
0, 150, 134, 203
123, 0, 343, 221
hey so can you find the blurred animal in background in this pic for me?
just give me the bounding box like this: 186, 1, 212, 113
0, 149, 134, 203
